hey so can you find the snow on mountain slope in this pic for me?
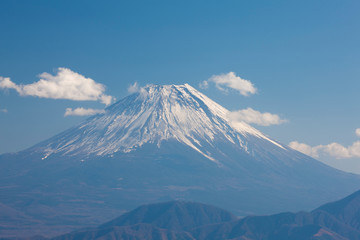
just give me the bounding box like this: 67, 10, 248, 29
33, 84, 286, 162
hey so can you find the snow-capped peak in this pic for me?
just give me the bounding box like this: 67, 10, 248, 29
36, 84, 286, 161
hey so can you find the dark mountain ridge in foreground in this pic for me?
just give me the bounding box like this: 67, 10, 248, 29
52, 190, 360, 240
0, 84, 359, 238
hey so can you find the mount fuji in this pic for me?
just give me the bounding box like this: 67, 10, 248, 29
1, 84, 359, 238
33, 83, 284, 161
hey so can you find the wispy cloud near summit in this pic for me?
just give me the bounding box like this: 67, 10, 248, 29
128, 82, 140, 93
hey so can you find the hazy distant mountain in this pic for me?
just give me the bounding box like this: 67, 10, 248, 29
194, 190, 360, 240
99, 201, 236, 231
53, 201, 235, 240
313, 189, 360, 235
0, 84, 359, 238
54, 191, 360, 240
53, 191, 360, 240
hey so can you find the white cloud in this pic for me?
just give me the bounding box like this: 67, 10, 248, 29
201, 72, 257, 96
288, 141, 321, 158
289, 140, 360, 159
64, 107, 105, 117
128, 82, 139, 93
228, 107, 287, 126
0, 68, 114, 105
356, 128, 360, 137
0, 77, 18, 89
0, 108, 7, 113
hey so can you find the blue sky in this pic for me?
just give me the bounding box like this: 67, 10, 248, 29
1, 0, 360, 172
